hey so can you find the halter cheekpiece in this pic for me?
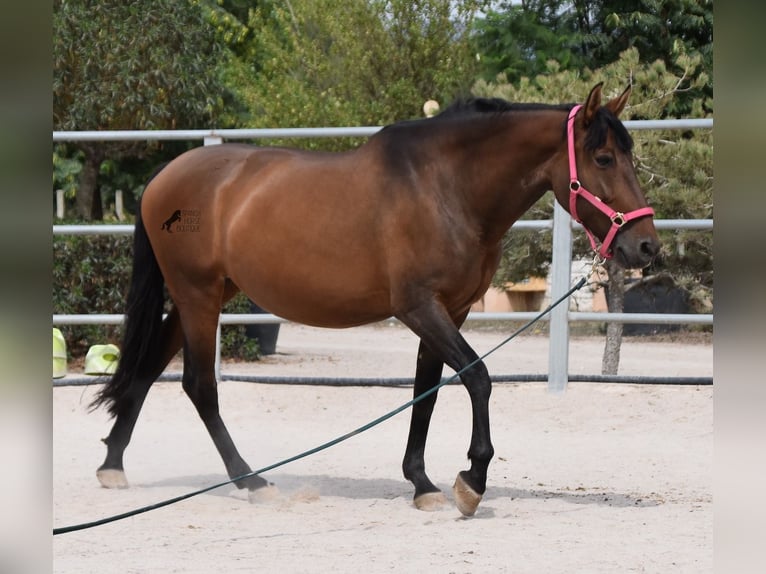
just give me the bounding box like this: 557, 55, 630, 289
566, 104, 655, 259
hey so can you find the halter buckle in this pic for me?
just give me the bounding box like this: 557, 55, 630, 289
569, 180, 581, 192
611, 212, 626, 227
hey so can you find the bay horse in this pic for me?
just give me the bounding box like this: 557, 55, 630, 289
92, 83, 659, 517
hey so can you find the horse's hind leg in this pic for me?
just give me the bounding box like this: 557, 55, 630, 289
402, 340, 449, 510
177, 280, 269, 493
97, 307, 184, 488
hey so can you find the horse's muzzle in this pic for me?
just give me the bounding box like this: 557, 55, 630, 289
614, 234, 661, 269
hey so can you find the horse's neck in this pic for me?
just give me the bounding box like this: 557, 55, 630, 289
447, 111, 566, 245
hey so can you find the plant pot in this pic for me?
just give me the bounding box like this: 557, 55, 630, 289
245, 301, 280, 355
607, 274, 690, 336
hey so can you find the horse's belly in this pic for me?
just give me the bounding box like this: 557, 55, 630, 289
228, 261, 393, 328
219, 169, 395, 326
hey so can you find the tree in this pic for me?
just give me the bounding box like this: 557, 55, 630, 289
473, 0, 586, 83
473, 0, 713, 116
584, 0, 713, 117
225, 0, 486, 150
53, 0, 229, 220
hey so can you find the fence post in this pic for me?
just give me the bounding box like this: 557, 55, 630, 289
215, 321, 222, 381
204, 135, 224, 372
56, 189, 65, 219
548, 202, 573, 393
115, 190, 124, 221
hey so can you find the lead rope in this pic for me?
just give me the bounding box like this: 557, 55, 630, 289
54, 274, 592, 535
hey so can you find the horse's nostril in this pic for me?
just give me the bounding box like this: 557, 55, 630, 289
640, 238, 660, 259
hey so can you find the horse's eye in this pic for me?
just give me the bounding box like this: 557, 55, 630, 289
595, 155, 613, 167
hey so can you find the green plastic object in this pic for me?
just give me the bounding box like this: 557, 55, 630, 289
53, 328, 67, 379
84, 344, 120, 375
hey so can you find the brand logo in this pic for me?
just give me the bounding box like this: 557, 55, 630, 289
161, 209, 201, 233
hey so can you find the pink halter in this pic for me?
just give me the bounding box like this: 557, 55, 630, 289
566, 104, 655, 259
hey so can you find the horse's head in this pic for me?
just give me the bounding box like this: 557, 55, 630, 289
553, 83, 660, 268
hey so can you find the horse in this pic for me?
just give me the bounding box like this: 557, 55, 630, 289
91, 83, 659, 517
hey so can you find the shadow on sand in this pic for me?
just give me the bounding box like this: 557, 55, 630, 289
139, 471, 661, 510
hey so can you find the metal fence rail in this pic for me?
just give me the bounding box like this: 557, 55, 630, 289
52, 218, 711, 236
53, 118, 713, 390
51, 118, 713, 143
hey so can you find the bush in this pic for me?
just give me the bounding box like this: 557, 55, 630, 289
53, 231, 261, 363
220, 293, 261, 362
53, 232, 132, 358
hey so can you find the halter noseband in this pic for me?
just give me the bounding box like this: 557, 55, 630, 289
566, 104, 655, 259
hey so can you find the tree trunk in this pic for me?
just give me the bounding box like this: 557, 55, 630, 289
75, 145, 104, 221
602, 259, 625, 375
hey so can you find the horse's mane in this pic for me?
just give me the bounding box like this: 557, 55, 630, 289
436, 97, 571, 118
434, 96, 633, 152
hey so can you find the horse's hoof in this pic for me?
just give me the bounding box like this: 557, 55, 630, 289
452, 473, 482, 517
97, 468, 129, 489
235, 472, 270, 491
248, 484, 280, 505
413, 491, 448, 511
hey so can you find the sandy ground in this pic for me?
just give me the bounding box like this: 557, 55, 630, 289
53, 323, 713, 573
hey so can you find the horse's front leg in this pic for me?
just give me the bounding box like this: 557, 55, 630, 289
452, 356, 494, 517
399, 302, 494, 517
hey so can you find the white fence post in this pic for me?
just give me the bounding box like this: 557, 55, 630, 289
115, 190, 124, 221
203, 135, 224, 377
215, 321, 222, 381
548, 202, 573, 393
56, 189, 65, 219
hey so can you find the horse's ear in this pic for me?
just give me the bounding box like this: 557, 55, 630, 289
605, 84, 631, 118
582, 82, 604, 127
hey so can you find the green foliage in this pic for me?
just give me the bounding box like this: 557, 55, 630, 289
53, 233, 134, 358
53, 0, 228, 131
52, 144, 184, 221
220, 293, 262, 362
53, 0, 233, 219
593, 1, 713, 102
473, 0, 713, 117
473, 1, 585, 83
52, 145, 83, 199
53, 232, 261, 363
227, 0, 485, 150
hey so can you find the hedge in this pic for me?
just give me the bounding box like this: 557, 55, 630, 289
53, 232, 260, 363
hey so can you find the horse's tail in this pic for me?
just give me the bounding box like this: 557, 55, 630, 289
91, 168, 168, 417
